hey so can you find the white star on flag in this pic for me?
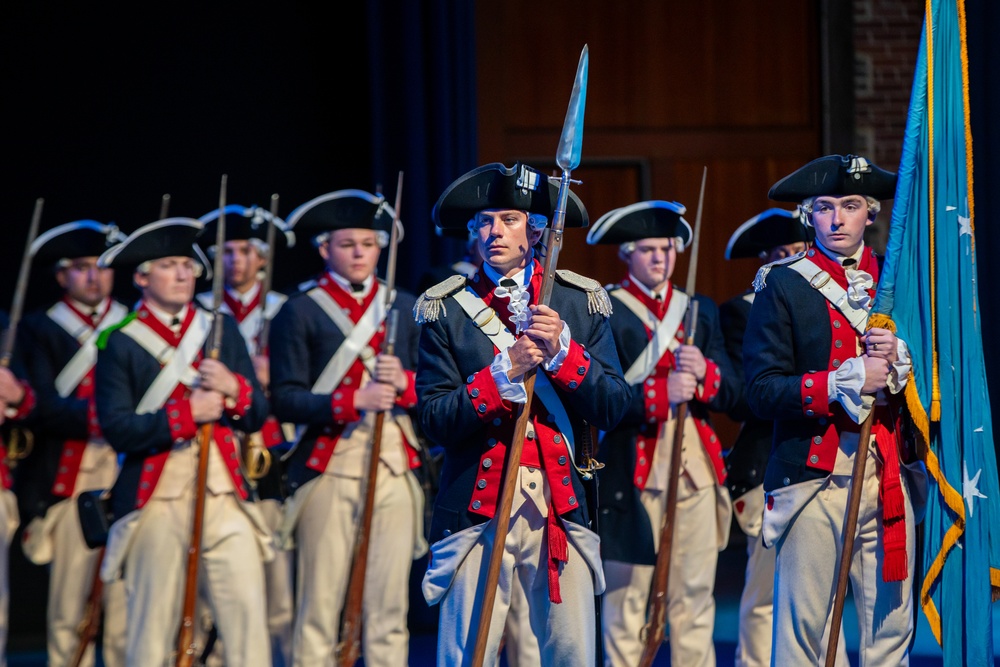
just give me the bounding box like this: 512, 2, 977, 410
956, 198, 972, 236
963, 459, 987, 517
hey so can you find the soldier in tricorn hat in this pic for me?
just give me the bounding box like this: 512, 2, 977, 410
415, 162, 629, 666
720, 207, 847, 667
743, 155, 926, 664
94, 217, 273, 666
16, 220, 129, 667
268, 189, 426, 666
194, 204, 296, 667
586, 199, 739, 667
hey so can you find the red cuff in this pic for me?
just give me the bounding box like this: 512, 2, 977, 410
801, 371, 832, 417
467, 367, 511, 422
9, 382, 35, 420
223, 374, 254, 421
547, 341, 590, 392
165, 398, 198, 442
395, 369, 418, 409
695, 359, 722, 403
643, 374, 672, 423
331, 387, 361, 424
259, 416, 287, 448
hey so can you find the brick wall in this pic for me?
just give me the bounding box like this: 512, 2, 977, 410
853, 0, 924, 249
853, 0, 924, 166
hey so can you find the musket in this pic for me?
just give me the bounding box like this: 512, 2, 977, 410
68, 546, 105, 667
470, 45, 588, 667
256, 194, 280, 354
2, 198, 44, 368
159, 193, 171, 220
638, 165, 708, 667
336, 171, 404, 667
176, 175, 228, 667
2, 198, 44, 466
241, 194, 281, 483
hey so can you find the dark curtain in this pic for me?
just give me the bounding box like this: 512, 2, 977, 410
0, 2, 478, 309
366, 0, 479, 295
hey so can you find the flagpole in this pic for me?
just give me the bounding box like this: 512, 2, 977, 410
824, 408, 874, 666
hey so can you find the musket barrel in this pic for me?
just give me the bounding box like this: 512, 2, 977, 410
684, 166, 708, 296
257, 193, 280, 353
3, 197, 44, 366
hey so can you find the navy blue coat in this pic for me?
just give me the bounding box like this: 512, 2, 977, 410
416, 275, 629, 545
596, 288, 738, 565
95, 306, 268, 521
719, 291, 774, 499
268, 283, 421, 496
14, 304, 126, 521
742, 252, 912, 494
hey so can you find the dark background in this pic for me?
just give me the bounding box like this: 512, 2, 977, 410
1, 2, 478, 308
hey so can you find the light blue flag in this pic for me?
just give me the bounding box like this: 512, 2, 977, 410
871, 1, 1000, 664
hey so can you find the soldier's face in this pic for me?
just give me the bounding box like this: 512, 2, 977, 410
56, 257, 114, 308
474, 209, 542, 277
319, 229, 381, 284
625, 238, 677, 291
810, 195, 873, 257
223, 240, 266, 292
134, 256, 198, 313
763, 241, 808, 263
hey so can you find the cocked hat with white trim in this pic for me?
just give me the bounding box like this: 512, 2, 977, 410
285, 189, 396, 242
768, 154, 897, 202
197, 204, 294, 252
724, 208, 813, 260
433, 162, 588, 230
586, 200, 691, 247
30, 220, 126, 264
97, 218, 211, 277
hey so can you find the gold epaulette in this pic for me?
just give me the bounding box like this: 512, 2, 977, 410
555, 269, 613, 317
413, 274, 468, 323
753, 251, 807, 292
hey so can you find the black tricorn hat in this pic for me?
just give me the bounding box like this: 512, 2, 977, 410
30, 220, 126, 263
285, 190, 396, 239
725, 208, 814, 260
586, 200, 692, 247
768, 154, 897, 202
197, 204, 295, 251
433, 162, 588, 230
97, 218, 211, 276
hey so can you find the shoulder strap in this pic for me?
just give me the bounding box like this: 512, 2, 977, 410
307, 285, 392, 394
611, 288, 689, 385
52, 301, 130, 398
787, 258, 869, 334
121, 310, 212, 415
451, 287, 582, 472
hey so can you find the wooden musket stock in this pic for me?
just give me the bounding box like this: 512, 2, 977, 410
335, 172, 404, 667
176, 175, 228, 667
638, 167, 707, 667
